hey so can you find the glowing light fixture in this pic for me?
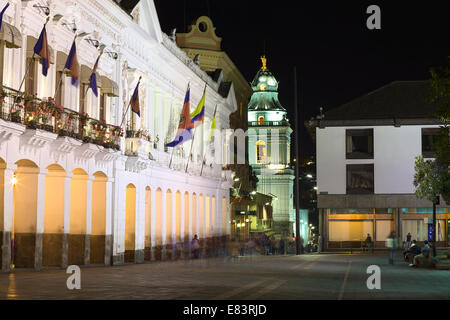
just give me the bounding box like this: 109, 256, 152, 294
11, 176, 18, 185
306, 174, 313, 179
251, 191, 256, 195
245, 219, 249, 223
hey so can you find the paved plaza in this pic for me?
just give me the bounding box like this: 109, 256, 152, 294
0, 252, 449, 300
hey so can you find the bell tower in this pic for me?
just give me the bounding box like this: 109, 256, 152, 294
248, 57, 295, 237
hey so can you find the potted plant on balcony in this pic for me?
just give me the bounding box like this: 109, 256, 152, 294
0, 88, 7, 105
10, 105, 23, 123
25, 113, 37, 129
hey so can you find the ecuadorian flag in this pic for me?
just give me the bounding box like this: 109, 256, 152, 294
130, 80, 140, 117
0, 3, 9, 33
64, 40, 80, 86
190, 86, 205, 127
89, 54, 101, 97
166, 86, 194, 148
33, 25, 50, 76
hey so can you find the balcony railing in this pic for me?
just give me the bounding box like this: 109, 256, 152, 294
0, 86, 122, 150
249, 120, 289, 127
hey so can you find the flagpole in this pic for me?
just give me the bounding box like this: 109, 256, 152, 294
168, 146, 176, 169
167, 81, 190, 169
120, 76, 142, 129
12, 17, 50, 110
54, 34, 77, 100
185, 126, 197, 173
200, 104, 217, 176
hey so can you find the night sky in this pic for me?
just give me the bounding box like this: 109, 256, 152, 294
154, 0, 449, 156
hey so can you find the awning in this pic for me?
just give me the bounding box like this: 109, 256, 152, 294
81, 65, 102, 87
100, 75, 119, 97
0, 22, 22, 48
26, 36, 54, 64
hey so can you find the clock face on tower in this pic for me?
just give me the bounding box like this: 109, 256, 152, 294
259, 83, 266, 91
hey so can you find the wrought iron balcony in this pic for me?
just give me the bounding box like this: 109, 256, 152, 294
0, 86, 122, 151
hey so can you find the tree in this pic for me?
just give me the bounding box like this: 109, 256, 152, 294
413, 155, 442, 258
429, 62, 450, 203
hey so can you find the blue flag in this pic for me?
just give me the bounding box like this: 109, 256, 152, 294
0, 3, 9, 33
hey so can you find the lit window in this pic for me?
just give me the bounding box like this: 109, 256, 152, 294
256, 140, 266, 164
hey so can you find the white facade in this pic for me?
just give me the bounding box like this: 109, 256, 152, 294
317, 125, 441, 195
0, 0, 235, 271
316, 122, 449, 247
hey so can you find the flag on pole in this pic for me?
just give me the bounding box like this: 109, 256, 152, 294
64, 40, 80, 86
166, 85, 194, 147
208, 106, 217, 142
190, 86, 206, 127
89, 54, 101, 97
130, 80, 140, 117
33, 24, 50, 76
0, 3, 9, 33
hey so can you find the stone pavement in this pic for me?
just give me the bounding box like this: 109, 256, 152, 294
0, 252, 449, 300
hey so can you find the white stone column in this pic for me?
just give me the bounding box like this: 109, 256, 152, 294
156, 90, 165, 151
35, 169, 48, 235
34, 168, 48, 270
146, 83, 154, 136
105, 179, 113, 237
171, 190, 176, 259
216, 191, 222, 236
62, 172, 73, 268
1, 163, 16, 271
195, 193, 200, 237
134, 181, 145, 263
180, 190, 185, 259
188, 192, 193, 239
104, 178, 113, 265
226, 192, 231, 235
150, 185, 156, 261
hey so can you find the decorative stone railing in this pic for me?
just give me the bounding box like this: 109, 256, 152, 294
161, 33, 218, 90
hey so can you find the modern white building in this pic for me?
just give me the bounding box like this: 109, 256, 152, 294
308, 81, 449, 250
0, 0, 236, 271
247, 58, 297, 238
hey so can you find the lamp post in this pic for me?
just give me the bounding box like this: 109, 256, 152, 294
293, 66, 301, 255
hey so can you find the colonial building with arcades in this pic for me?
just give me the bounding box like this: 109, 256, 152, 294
0, 0, 236, 271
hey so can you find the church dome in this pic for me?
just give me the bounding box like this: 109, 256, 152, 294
248, 56, 286, 111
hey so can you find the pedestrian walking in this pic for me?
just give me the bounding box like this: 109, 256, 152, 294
279, 237, 286, 255
191, 234, 200, 259
229, 238, 240, 262
386, 231, 398, 264
365, 233, 373, 253
405, 232, 412, 253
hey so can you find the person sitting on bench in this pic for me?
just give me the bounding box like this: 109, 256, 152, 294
404, 240, 421, 263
